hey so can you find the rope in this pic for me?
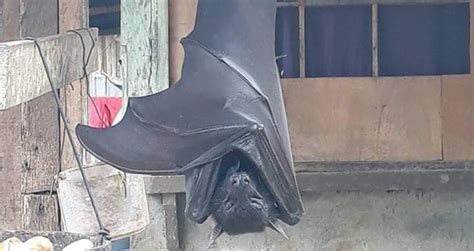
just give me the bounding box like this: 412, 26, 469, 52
67, 29, 108, 127
25, 31, 110, 243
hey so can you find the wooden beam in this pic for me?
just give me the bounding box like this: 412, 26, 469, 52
145, 161, 474, 194
0, 28, 98, 110
297, 161, 474, 192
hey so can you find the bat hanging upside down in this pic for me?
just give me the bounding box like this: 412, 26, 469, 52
75, 0, 304, 248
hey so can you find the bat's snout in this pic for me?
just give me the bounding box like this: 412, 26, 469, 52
230, 173, 251, 188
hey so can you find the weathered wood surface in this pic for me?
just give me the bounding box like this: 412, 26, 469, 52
146, 161, 474, 194
0, 105, 23, 229
0, 0, 57, 42
58, 0, 90, 171
0, 2, 61, 232
282, 77, 442, 162
20, 94, 59, 194
21, 195, 60, 231
0, 28, 98, 110
58, 165, 149, 240
121, 0, 168, 97
19, 0, 58, 38
169, 0, 197, 84
442, 75, 474, 160
59, 80, 87, 171
1, 0, 20, 41
58, 0, 89, 32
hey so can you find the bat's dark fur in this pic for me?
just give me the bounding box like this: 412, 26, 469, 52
206, 152, 287, 248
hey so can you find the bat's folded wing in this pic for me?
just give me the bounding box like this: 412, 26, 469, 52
76, 84, 250, 174
76, 0, 304, 225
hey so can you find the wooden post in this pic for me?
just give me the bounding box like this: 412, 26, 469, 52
120, 0, 174, 250
0, 0, 60, 231
121, 0, 169, 97
58, 0, 89, 171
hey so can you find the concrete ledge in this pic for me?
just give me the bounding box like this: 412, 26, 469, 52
145, 161, 474, 194
0, 28, 98, 110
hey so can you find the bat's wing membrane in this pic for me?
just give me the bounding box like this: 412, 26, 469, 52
76, 48, 251, 174
76, 0, 303, 225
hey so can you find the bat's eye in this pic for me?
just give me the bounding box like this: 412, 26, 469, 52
232, 180, 237, 185
243, 177, 250, 184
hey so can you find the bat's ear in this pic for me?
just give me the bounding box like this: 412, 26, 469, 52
223, 157, 241, 180
228, 159, 241, 175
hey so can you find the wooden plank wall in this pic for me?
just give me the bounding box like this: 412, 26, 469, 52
282, 75, 473, 165
282, 77, 442, 162
0, 0, 90, 231
0, 0, 60, 231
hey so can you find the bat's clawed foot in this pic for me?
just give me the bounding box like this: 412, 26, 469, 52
207, 224, 223, 250
269, 219, 289, 240
207, 241, 217, 250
